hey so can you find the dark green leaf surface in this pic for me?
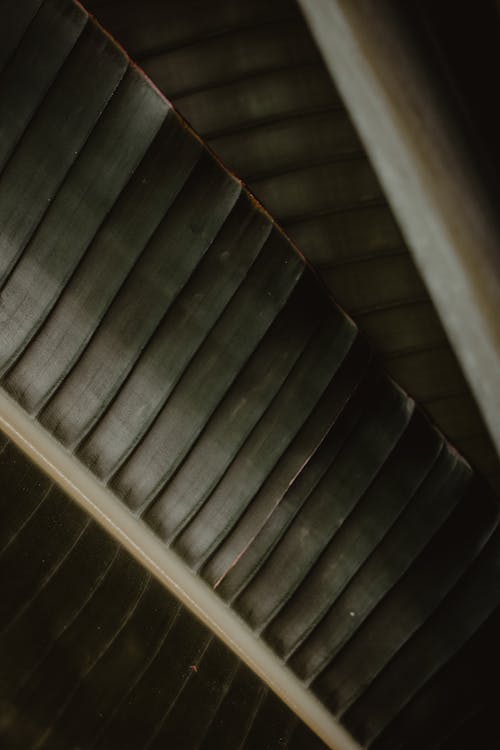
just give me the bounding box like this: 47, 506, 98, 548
84, 0, 500, 487
0, 438, 323, 750
0, 0, 43, 71
1, 1, 499, 748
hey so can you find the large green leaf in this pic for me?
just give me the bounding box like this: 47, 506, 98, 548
1, 1, 499, 749
0, 438, 326, 749
84, 0, 500, 489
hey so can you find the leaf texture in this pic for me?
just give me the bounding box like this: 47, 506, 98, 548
83, 0, 500, 489
0, 439, 325, 750
0, 1, 500, 749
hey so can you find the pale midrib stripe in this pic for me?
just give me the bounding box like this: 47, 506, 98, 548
0, 385, 360, 750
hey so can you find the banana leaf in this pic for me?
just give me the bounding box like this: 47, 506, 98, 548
83, 0, 500, 490
1, 1, 499, 749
